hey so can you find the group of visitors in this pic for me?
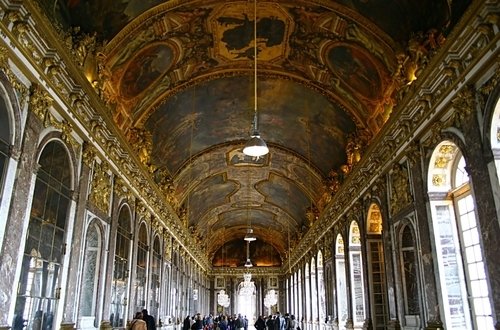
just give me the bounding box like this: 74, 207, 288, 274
129, 310, 299, 330
129, 309, 157, 330
178, 312, 298, 330
258, 312, 299, 330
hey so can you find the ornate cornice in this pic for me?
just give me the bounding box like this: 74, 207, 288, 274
286, 0, 500, 271
0, 0, 212, 271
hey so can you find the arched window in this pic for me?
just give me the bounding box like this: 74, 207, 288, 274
14, 141, 72, 330
311, 257, 318, 322
111, 205, 132, 327
0, 93, 11, 202
428, 141, 493, 329
317, 251, 326, 323
349, 221, 365, 325
305, 263, 311, 322
366, 203, 388, 329
79, 221, 103, 327
171, 251, 179, 320
292, 272, 298, 316
335, 234, 348, 323
150, 236, 161, 320
488, 97, 500, 182
298, 269, 303, 322
135, 223, 148, 310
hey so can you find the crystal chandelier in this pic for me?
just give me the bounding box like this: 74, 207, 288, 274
217, 289, 230, 307
239, 272, 255, 296
264, 289, 277, 308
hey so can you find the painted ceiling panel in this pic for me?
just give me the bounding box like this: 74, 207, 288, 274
146, 76, 356, 176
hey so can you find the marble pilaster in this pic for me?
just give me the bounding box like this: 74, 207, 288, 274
0, 111, 43, 327
61, 157, 92, 326
407, 149, 442, 328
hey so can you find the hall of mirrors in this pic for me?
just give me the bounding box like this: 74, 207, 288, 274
0, 1, 499, 330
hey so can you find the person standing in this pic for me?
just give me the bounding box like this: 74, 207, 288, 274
266, 316, 274, 330
130, 312, 147, 330
243, 316, 248, 330
218, 315, 228, 330
142, 309, 156, 330
236, 314, 244, 330
183, 316, 191, 330
254, 315, 266, 330
273, 312, 284, 330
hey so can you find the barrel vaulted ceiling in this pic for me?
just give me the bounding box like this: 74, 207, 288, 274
38, 0, 470, 267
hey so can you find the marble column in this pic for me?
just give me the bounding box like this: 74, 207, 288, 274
453, 87, 500, 328
380, 181, 401, 330
60, 148, 90, 330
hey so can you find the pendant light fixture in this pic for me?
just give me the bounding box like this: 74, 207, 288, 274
244, 228, 256, 242
243, 0, 269, 158
244, 171, 257, 242
244, 240, 253, 268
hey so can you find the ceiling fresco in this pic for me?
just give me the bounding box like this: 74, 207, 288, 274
145, 75, 356, 176
38, 0, 472, 266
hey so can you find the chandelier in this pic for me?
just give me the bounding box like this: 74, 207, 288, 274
217, 289, 230, 307
264, 289, 277, 308
239, 272, 255, 296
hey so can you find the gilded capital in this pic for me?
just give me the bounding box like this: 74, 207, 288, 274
450, 85, 476, 126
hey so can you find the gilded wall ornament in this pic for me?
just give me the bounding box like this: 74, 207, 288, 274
82, 142, 96, 167
88, 161, 111, 213
432, 174, 446, 187
164, 234, 172, 261
0, 46, 29, 104
305, 205, 319, 227
127, 127, 154, 169
390, 163, 412, 216
136, 200, 150, 221
114, 177, 133, 201
63, 27, 98, 67
345, 132, 364, 170
367, 204, 382, 235
29, 84, 53, 122
449, 85, 476, 127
